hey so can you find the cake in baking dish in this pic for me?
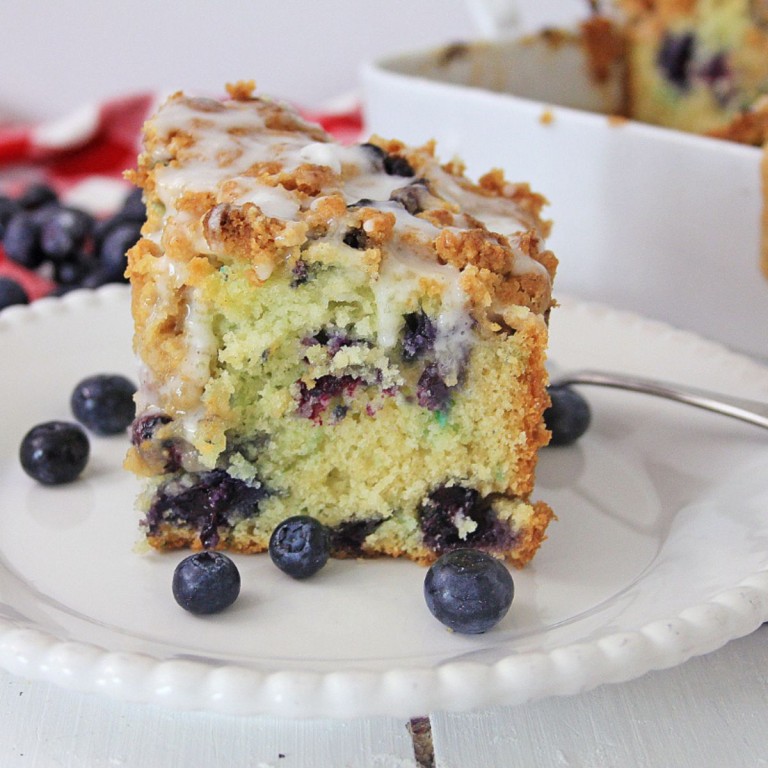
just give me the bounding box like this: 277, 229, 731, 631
124, 81, 557, 566
613, 0, 768, 142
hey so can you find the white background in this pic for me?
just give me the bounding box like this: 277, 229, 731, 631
0, 0, 579, 121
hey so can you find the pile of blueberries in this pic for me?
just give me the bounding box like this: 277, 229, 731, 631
0, 182, 144, 310
18, 374, 591, 635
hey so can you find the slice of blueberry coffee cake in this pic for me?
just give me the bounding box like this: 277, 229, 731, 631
615, 0, 768, 141
124, 81, 557, 566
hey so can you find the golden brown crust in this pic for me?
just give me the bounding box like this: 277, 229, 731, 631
508, 501, 556, 568
706, 104, 768, 146
225, 80, 257, 100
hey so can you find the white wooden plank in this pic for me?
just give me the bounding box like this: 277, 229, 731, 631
429, 625, 768, 768
0, 675, 418, 768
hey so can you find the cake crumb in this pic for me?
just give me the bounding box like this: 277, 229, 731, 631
226, 80, 256, 100
607, 114, 629, 127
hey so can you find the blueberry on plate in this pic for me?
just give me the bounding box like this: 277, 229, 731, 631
70, 373, 137, 435
97, 220, 141, 282
0, 196, 21, 238
0, 277, 29, 310
19, 420, 90, 485
172, 552, 241, 615
424, 549, 514, 634
544, 384, 592, 446
269, 515, 331, 579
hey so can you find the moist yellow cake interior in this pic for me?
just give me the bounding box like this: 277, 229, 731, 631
126, 82, 557, 566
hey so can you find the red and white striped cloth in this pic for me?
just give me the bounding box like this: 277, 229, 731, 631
0, 92, 363, 299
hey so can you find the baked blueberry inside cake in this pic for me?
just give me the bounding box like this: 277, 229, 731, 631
125, 81, 557, 566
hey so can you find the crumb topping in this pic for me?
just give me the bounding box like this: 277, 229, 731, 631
133, 88, 556, 319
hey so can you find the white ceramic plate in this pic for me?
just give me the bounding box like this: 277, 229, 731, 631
1, 285, 767, 718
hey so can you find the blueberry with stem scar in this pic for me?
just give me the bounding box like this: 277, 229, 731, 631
269, 515, 331, 579
172, 551, 241, 615
424, 548, 514, 634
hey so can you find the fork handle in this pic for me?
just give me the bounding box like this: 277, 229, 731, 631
552, 370, 768, 430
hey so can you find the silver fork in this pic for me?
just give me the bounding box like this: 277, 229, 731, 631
550, 370, 768, 430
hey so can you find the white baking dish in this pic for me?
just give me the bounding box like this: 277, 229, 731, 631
361, 34, 768, 359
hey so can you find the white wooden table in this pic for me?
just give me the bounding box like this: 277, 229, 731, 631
2, 624, 766, 767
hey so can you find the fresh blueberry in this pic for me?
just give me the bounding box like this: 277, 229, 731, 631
53, 253, 97, 286
49, 283, 81, 298
172, 551, 241, 615
93, 206, 145, 251
92, 216, 117, 248
19, 421, 90, 485
40, 206, 93, 260
0, 277, 29, 310
424, 548, 514, 634
269, 515, 331, 579
2, 211, 45, 269
119, 187, 146, 220
17, 183, 58, 210
97, 220, 141, 281
0, 196, 21, 238
70, 373, 137, 435
544, 385, 591, 446
80, 267, 119, 290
